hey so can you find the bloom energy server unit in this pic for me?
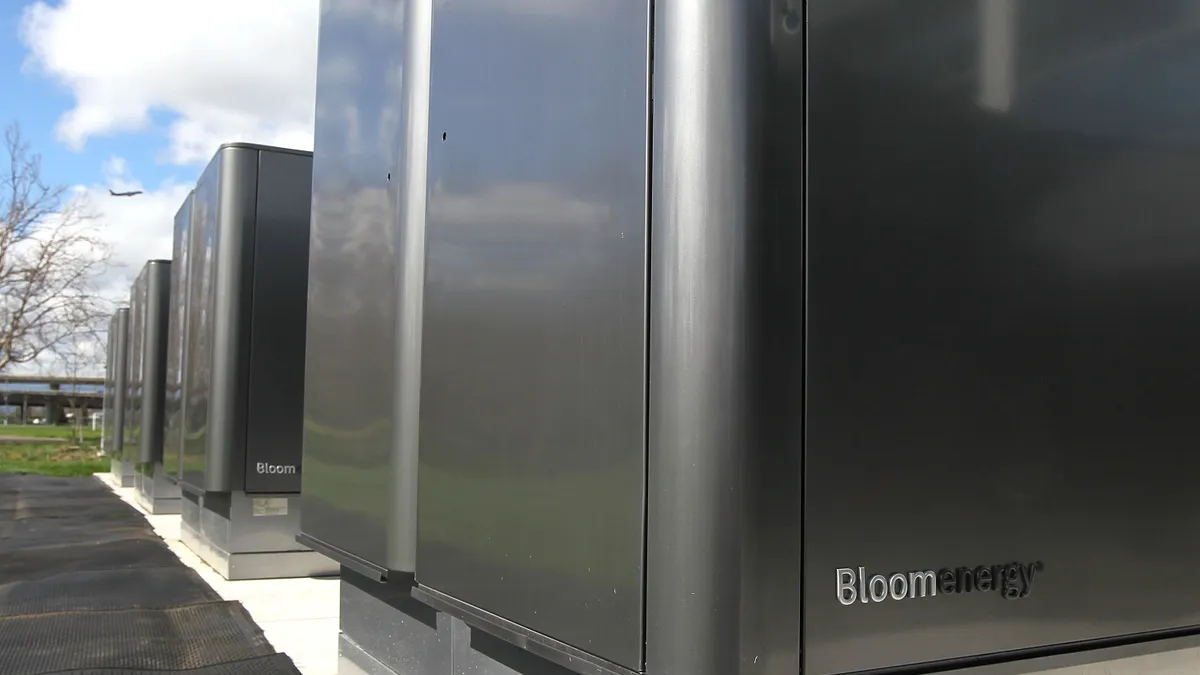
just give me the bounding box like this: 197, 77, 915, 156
295, 0, 429, 584
317, 0, 1200, 674
104, 307, 131, 486
163, 191, 194, 482
129, 259, 176, 514
174, 143, 335, 581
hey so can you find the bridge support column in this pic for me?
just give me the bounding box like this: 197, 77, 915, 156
47, 383, 61, 425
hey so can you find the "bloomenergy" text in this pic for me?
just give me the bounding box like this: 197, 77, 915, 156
837, 561, 1045, 605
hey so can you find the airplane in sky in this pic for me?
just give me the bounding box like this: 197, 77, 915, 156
108, 189, 143, 197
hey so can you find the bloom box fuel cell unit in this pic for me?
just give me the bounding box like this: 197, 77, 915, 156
128, 259, 177, 514
310, 0, 1200, 674
168, 142, 335, 581
103, 308, 131, 486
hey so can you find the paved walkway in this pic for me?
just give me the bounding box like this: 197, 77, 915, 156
0, 473, 302, 675
99, 475, 341, 675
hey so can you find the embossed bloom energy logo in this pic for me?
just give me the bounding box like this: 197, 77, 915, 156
837, 561, 1045, 605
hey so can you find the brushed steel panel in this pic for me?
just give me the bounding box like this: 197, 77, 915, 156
182, 145, 258, 493
183, 144, 313, 494
104, 308, 130, 458
243, 149, 313, 494
165, 192, 195, 480
390, 0, 433, 577
205, 145, 260, 493
135, 260, 171, 466
182, 157, 221, 491
101, 319, 113, 451
299, 0, 409, 569
805, 1, 1200, 673
415, 0, 651, 669
125, 269, 146, 465
643, 1, 800, 675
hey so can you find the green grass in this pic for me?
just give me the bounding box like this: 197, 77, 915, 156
0, 424, 101, 441
0, 442, 107, 477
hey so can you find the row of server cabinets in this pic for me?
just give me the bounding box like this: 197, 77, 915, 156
104, 0, 1200, 674
102, 144, 335, 580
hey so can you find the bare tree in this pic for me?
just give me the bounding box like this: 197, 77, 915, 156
0, 121, 114, 373
53, 331, 105, 444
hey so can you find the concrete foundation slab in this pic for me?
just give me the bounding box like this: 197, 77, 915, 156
108, 458, 135, 487
179, 487, 337, 581
135, 463, 181, 514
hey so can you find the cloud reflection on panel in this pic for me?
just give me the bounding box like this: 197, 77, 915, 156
807, 0, 1200, 279
300, 0, 408, 567
995, 3, 1200, 275
424, 180, 616, 296
1027, 152, 1200, 275
432, 0, 608, 19
414, 0, 649, 665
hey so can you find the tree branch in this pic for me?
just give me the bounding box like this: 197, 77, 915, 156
0, 121, 113, 374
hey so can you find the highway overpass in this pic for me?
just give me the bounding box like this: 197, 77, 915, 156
0, 375, 105, 424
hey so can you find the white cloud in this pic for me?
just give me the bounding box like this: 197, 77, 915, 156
11, 0, 317, 377
3, 155, 185, 378
19, 0, 321, 165
85, 157, 188, 303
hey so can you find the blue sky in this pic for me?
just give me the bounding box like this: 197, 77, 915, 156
0, 0, 317, 291
0, 0, 318, 375
0, 4, 189, 193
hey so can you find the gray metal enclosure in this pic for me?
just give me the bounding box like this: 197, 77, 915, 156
403, 2, 1200, 675
803, 1, 1200, 673
123, 277, 144, 471
408, 1, 786, 673
297, 0, 431, 580
104, 308, 132, 485
163, 192, 195, 481
131, 260, 176, 512
173, 142, 332, 581
414, 0, 651, 670
323, 1, 1200, 675
179, 143, 314, 495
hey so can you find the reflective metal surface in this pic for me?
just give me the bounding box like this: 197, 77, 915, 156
415, 0, 651, 669
202, 145, 258, 493
340, 571, 592, 675
124, 273, 146, 467
134, 260, 171, 467
243, 148, 313, 494
182, 155, 220, 490
644, 2, 800, 675
103, 308, 130, 459
300, 0, 410, 570
390, 0, 433, 576
181, 144, 312, 494
806, 1, 1200, 672
164, 192, 194, 480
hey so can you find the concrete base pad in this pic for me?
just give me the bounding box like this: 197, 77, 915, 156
134, 464, 181, 515
97, 472, 130, 490
135, 489, 181, 515
107, 460, 135, 488
179, 488, 337, 582
180, 523, 336, 581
